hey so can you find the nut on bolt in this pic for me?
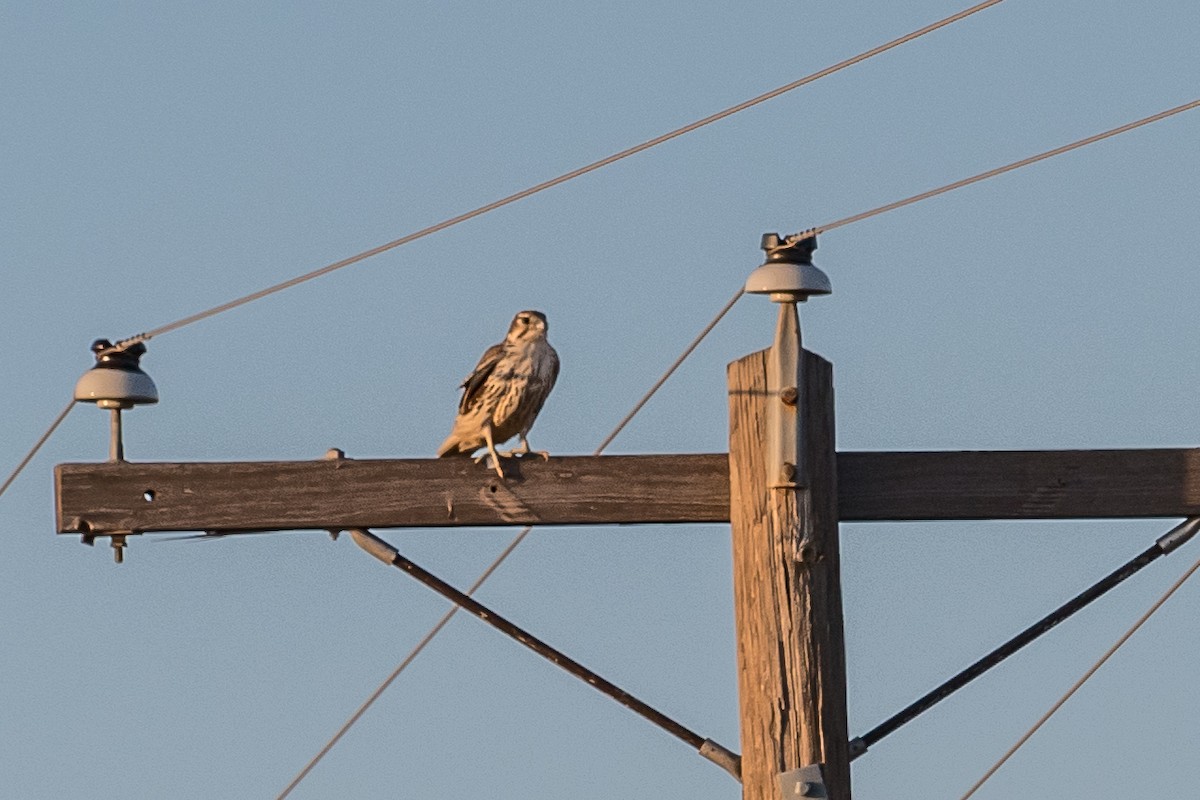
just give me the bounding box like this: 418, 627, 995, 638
780, 386, 799, 406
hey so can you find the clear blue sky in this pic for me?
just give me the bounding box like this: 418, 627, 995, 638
3, 2, 1198, 798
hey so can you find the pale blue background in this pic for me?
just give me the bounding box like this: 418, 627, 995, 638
3, 2, 1198, 798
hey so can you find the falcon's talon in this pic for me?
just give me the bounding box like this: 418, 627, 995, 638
489, 457, 506, 479
472, 452, 508, 479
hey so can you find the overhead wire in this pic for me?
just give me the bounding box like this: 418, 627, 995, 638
0, 400, 76, 502
106, 0, 1004, 355
15, 99, 1196, 510
7, 22, 1197, 510
1, 0, 1003, 507
808, 98, 1200, 238
958, 545, 1200, 800
110, 90, 1200, 365
275, 285, 745, 799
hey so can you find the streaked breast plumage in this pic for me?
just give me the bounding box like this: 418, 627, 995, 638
437, 310, 560, 475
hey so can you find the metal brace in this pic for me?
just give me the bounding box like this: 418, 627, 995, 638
766, 301, 803, 490
779, 763, 827, 798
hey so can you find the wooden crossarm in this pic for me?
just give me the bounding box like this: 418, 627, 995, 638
55, 448, 1200, 535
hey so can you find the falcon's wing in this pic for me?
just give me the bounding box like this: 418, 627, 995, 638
458, 342, 505, 413
547, 345, 561, 394
521, 344, 561, 422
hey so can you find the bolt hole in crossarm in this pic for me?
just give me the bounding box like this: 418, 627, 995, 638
143, 490, 155, 502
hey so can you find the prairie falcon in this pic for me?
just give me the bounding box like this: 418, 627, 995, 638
437, 310, 560, 477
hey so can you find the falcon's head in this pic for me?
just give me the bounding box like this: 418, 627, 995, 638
506, 310, 549, 342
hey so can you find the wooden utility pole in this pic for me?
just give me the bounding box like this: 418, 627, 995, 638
728, 231, 849, 800
729, 345, 848, 800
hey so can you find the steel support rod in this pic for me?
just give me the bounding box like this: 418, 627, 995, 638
348, 529, 742, 781
849, 517, 1200, 758
109, 407, 124, 462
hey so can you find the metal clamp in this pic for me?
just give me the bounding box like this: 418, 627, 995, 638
779, 763, 827, 798
766, 302, 803, 490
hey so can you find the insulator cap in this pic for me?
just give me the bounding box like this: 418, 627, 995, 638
74, 339, 159, 409
745, 232, 831, 302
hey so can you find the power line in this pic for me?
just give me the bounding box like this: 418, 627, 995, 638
11, 101, 1197, 515
0, 2, 1002, 508
812, 98, 1200, 236
275, 286, 745, 799
105, 0, 1003, 355
101, 90, 1200, 365
959, 534, 1200, 800
0, 400, 76, 502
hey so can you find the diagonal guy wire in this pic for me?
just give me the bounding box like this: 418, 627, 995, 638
0, 400, 76, 503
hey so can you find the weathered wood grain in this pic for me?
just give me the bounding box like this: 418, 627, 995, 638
728, 348, 850, 800
55, 447, 1200, 535
836, 448, 1200, 520
55, 454, 730, 534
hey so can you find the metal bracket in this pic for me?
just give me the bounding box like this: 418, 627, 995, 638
766, 302, 803, 489
1156, 517, 1200, 554
848, 737, 868, 760
699, 738, 743, 782
779, 763, 827, 798
82, 531, 137, 563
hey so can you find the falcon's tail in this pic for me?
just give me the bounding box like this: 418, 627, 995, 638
437, 435, 474, 458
